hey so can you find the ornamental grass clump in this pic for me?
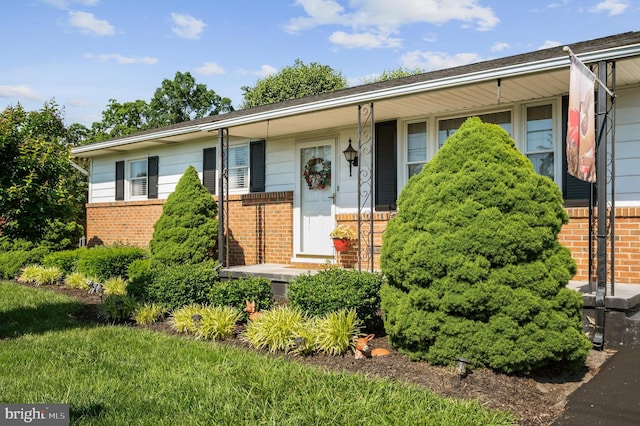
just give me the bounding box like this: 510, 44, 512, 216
242, 305, 308, 353
196, 305, 242, 341
133, 303, 166, 326
380, 117, 590, 375
64, 272, 91, 290
169, 304, 205, 334
315, 309, 360, 356
17, 265, 42, 284
103, 276, 128, 296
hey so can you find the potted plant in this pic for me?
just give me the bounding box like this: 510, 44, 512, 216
330, 224, 357, 252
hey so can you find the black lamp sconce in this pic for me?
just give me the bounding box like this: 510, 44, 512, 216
342, 138, 359, 177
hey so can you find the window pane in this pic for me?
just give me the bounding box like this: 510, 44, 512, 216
527, 105, 553, 152
229, 167, 248, 190
130, 160, 147, 178
229, 146, 248, 167
527, 152, 554, 180
438, 111, 512, 147
130, 179, 147, 197
408, 163, 425, 179
407, 122, 427, 162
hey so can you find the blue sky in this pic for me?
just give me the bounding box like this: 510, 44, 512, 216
1, 0, 637, 127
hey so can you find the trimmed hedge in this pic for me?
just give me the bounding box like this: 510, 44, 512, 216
42, 248, 86, 275
287, 268, 383, 322
209, 277, 273, 313
146, 261, 219, 310
76, 246, 147, 281
0, 247, 50, 279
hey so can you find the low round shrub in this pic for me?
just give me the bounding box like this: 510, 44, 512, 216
287, 268, 384, 323
0, 246, 50, 279
146, 262, 219, 310
209, 277, 273, 314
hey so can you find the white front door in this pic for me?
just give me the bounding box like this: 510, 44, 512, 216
297, 142, 335, 258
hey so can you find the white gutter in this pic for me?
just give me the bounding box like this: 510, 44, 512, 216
71, 125, 202, 155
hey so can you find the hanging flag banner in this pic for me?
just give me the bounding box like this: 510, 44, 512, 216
566, 55, 597, 182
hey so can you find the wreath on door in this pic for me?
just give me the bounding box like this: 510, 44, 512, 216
303, 157, 331, 190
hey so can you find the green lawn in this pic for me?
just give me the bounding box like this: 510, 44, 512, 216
0, 281, 515, 425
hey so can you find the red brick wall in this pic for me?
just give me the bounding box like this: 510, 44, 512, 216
86, 200, 164, 247
85, 192, 294, 265
559, 207, 640, 284
223, 192, 293, 266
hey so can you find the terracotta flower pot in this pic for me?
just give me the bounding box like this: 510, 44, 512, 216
332, 238, 349, 252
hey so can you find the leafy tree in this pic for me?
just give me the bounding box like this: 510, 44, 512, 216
147, 71, 233, 128
90, 98, 150, 141
380, 117, 590, 375
241, 59, 347, 108
149, 165, 218, 268
361, 67, 425, 84
0, 101, 86, 243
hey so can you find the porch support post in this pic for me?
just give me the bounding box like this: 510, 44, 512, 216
593, 60, 615, 349
217, 128, 229, 267
357, 102, 375, 272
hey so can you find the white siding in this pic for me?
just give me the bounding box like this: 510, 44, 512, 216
265, 137, 295, 193
614, 86, 640, 203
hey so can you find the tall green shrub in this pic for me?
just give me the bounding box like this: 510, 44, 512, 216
380, 117, 590, 375
149, 165, 218, 268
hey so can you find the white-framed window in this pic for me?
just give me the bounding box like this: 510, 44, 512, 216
438, 110, 512, 148
228, 144, 249, 191
407, 121, 427, 179
128, 159, 147, 198
525, 104, 554, 180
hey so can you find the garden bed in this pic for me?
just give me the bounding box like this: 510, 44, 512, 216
23, 281, 613, 426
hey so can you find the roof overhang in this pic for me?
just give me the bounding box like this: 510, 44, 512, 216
72, 38, 640, 158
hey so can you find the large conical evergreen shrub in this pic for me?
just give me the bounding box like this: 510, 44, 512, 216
380, 117, 590, 375
149, 165, 218, 268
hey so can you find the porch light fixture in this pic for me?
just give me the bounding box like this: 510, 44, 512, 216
343, 138, 358, 177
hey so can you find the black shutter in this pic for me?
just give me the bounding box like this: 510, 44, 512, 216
250, 140, 266, 193
203, 147, 216, 194
375, 121, 397, 210
115, 160, 124, 201
561, 95, 590, 205
148, 156, 159, 199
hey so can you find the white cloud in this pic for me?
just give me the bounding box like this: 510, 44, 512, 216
538, 40, 561, 50
68, 11, 115, 36
590, 0, 629, 16
0, 85, 44, 101
85, 53, 158, 64
237, 65, 278, 77
491, 42, 510, 52
286, 0, 500, 48
194, 62, 225, 75
400, 50, 483, 71
41, 0, 99, 9
329, 31, 402, 49
171, 13, 205, 39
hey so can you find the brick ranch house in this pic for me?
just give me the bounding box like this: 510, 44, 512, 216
72, 31, 640, 285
